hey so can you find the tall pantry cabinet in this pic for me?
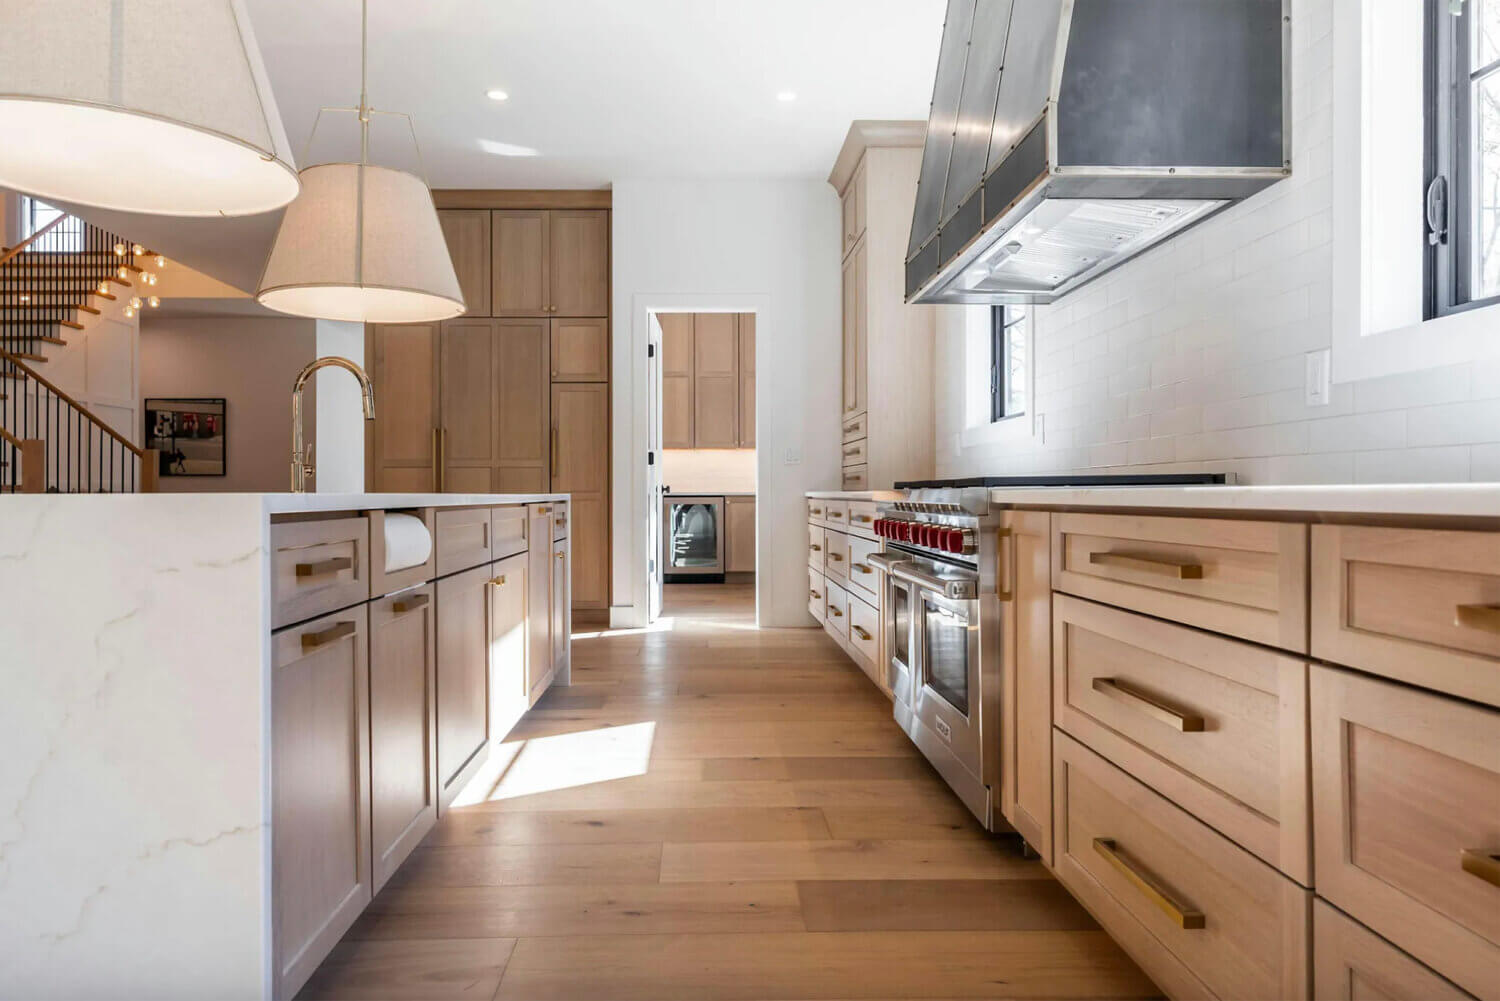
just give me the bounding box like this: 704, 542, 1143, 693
829, 124, 935, 489
367, 195, 611, 612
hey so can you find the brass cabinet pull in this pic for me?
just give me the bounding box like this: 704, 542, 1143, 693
853, 563, 873, 575
556, 551, 565, 560
392, 593, 430, 613
854, 514, 873, 523
830, 607, 843, 617
809, 589, 821, 600
852, 625, 872, 641
828, 510, 844, 519
829, 553, 844, 562
550, 426, 559, 479
996, 526, 1014, 602
1460, 848, 1500, 888
301, 621, 356, 652
489, 575, 507, 588
810, 507, 823, 516
295, 556, 353, 578
1089, 550, 1203, 579
1093, 838, 1205, 930
1093, 677, 1205, 732
809, 544, 822, 552
1455, 605, 1500, 635
843, 446, 860, 456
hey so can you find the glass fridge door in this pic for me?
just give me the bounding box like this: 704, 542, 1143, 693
668, 502, 721, 570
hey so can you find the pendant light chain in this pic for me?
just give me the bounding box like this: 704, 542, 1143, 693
354, 0, 369, 286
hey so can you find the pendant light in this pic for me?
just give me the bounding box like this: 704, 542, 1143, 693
0, 0, 299, 216
255, 0, 464, 324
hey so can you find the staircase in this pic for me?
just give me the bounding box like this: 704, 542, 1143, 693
1, 214, 158, 493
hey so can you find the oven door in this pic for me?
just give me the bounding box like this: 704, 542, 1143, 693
911, 586, 983, 777
884, 569, 917, 736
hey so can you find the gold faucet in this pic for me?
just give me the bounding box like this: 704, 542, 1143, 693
290, 356, 376, 493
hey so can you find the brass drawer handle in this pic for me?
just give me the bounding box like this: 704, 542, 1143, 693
830, 607, 843, 617
556, 551, 565, 560
829, 553, 844, 562
854, 514, 873, 523
809, 544, 822, 552
295, 556, 353, 578
489, 575, 508, 587
853, 563, 873, 575
828, 511, 844, 519
301, 621, 356, 652
392, 593, 430, 613
843, 447, 860, 456
1461, 848, 1500, 888
1093, 677, 1205, 732
1093, 838, 1205, 930
1089, 550, 1203, 580
809, 589, 821, 600
1455, 605, 1500, 635
852, 625, 872, 641
810, 507, 823, 516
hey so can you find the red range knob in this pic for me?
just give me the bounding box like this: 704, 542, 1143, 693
912, 524, 925, 546
948, 529, 964, 554
873, 518, 885, 537
900, 522, 913, 543
921, 525, 936, 548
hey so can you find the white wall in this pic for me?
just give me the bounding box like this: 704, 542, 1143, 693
939, 0, 1500, 485
611, 179, 841, 627
313, 320, 367, 494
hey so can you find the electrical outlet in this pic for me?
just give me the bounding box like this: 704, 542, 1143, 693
1305, 349, 1331, 407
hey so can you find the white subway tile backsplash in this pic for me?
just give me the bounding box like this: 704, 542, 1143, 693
1306, 411, 1407, 453
1406, 399, 1500, 447
1354, 447, 1471, 484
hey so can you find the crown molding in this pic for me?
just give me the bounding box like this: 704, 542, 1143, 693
827, 120, 927, 191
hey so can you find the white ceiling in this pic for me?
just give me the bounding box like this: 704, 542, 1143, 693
245, 0, 945, 188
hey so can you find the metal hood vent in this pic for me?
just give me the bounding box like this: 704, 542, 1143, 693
907, 0, 1290, 305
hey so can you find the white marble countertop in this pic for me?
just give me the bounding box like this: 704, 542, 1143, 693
805, 489, 902, 500
984, 483, 1500, 518
264, 491, 568, 514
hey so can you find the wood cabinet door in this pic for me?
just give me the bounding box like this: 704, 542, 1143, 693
738, 313, 755, 447
725, 496, 756, 573
1000, 511, 1053, 864
552, 382, 608, 608
548, 209, 609, 316
488, 551, 529, 743
437, 209, 491, 316
853, 242, 868, 414
435, 562, 491, 810
841, 254, 858, 415
660, 312, 695, 449
495, 318, 551, 492
693, 313, 739, 447
548, 537, 570, 698
527, 505, 555, 697
370, 322, 438, 492
368, 585, 438, 892
440, 318, 499, 493
272, 606, 371, 1001
491, 209, 549, 316
550, 317, 608, 382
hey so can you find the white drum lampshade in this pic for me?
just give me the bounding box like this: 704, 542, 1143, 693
0, 0, 299, 216
257, 162, 465, 323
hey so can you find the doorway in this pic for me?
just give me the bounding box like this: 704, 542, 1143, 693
647, 310, 756, 622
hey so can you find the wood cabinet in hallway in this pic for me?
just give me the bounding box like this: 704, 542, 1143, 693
659, 311, 756, 451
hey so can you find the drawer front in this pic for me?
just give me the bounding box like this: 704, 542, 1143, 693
823, 529, 850, 584
552, 502, 569, 540
841, 465, 868, 491
824, 579, 850, 642
1310, 665, 1500, 999
808, 569, 826, 624
1313, 900, 1474, 1001
822, 500, 850, 528
271, 517, 371, 630
841, 438, 867, 468
807, 498, 828, 525
492, 505, 529, 560
435, 507, 493, 577
1312, 525, 1500, 709
1053, 512, 1308, 653
848, 594, 880, 666
1053, 594, 1310, 884
1054, 731, 1311, 1001
847, 501, 879, 539
807, 524, 825, 571
841, 411, 867, 442
845, 535, 882, 604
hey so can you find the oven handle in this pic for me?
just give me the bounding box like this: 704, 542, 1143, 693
891, 563, 978, 601
865, 552, 910, 574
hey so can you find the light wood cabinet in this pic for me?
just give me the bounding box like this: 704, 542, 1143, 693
551, 317, 608, 382
437, 318, 550, 494
491, 209, 549, 316
1313, 900, 1474, 1001
487, 551, 529, 743
527, 504, 555, 700
738, 314, 755, 447
660, 312, 757, 450
550, 537, 570, 696
270, 517, 370, 631
368, 585, 437, 892
1000, 510, 1053, 865
551, 382, 608, 610
437, 209, 491, 317
841, 252, 859, 417
693, 313, 739, 447
841, 162, 866, 258
434, 506, 493, 578
660, 313, 695, 448
272, 606, 371, 1001
548, 210, 609, 316
369, 322, 439, 492
435, 562, 491, 810
725, 495, 756, 573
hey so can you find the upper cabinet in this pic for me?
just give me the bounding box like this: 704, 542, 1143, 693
739, 314, 756, 448
492, 210, 550, 316
437, 209, 492, 317
660, 313, 695, 449
491, 209, 609, 318
551, 317, 609, 382
660, 312, 754, 450
369, 322, 440, 493
841, 164, 866, 259
693, 313, 739, 448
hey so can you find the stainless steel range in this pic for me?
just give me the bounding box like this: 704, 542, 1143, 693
866, 486, 1007, 830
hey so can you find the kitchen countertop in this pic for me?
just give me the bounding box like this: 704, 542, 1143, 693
986, 482, 1500, 519
664, 491, 756, 498
805, 489, 902, 500
267, 491, 568, 514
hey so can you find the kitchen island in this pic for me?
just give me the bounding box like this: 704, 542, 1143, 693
0, 492, 571, 1000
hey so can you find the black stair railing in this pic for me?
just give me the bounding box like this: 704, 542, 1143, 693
0, 213, 139, 359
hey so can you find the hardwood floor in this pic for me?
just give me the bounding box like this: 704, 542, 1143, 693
297, 582, 1159, 1000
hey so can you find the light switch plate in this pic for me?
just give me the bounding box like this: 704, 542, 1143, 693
1305, 349, 1331, 406
782, 448, 802, 465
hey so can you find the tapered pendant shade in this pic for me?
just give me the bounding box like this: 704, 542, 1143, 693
0, 0, 298, 216
257, 162, 465, 323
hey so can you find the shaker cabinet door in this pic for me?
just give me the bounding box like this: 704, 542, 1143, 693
436, 563, 492, 809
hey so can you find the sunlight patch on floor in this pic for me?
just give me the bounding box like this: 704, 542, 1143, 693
448, 721, 658, 807
572, 618, 678, 641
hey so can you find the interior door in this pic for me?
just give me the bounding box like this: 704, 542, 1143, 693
648, 319, 664, 622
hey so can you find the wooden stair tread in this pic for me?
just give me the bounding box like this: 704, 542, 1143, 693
75, 305, 100, 315
94, 292, 117, 301
10, 353, 46, 362
59, 321, 85, 330
36, 337, 68, 346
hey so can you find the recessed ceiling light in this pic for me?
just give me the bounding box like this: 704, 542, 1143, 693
486, 89, 510, 102
777, 91, 797, 102
479, 138, 540, 158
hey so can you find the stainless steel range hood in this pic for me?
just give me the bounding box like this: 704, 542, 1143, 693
907, 0, 1290, 305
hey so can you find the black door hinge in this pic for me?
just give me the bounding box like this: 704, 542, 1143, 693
648, 343, 656, 358
648, 451, 655, 466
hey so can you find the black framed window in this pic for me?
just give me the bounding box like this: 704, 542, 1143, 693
1427, 0, 1500, 317
989, 305, 1027, 423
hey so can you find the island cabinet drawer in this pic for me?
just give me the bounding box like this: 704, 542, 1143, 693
1313, 900, 1474, 1001
1053, 513, 1308, 653
846, 535, 882, 603
807, 498, 829, 525
808, 569, 826, 624
823, 528, 850, 583
1053, 594, 1311, 884
271, 517, 371, 630
848, 595, 879, 667
1054, 731, 1312, 1001
1310, 665, 1500, 999
847, 501, 879, 537
824, 578, 850, 642
808, 524, 825, 571
434, 507, 492, 577
821, 499, 850, 528
1311, 525, 1500, 709
491, 504, 528, 560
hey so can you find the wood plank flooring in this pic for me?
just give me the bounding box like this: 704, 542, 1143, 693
297, 583, 1158, 1001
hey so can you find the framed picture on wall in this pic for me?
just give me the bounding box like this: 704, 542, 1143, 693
144, 398, 227, 478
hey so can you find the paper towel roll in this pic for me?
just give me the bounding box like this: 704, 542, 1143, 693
384, 513, 433, 573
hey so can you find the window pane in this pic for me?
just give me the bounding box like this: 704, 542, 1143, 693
1473, 71, 1500, 298
1476, 0, 1500, 70
1002, 308, 1027, 418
